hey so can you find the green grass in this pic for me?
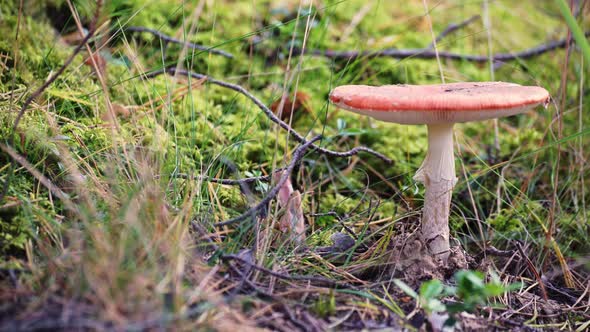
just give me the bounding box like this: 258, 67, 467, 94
0, 0, 588, 330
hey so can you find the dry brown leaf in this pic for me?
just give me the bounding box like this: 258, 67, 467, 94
273, 171, 306, 241
84, 52, 107, 78
60, 30, 87, 45
102, 103, 131, 123
270, 91, 311, 121
278, 191, 305, 241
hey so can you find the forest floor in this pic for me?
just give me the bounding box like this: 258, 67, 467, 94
0, 1, 589, 331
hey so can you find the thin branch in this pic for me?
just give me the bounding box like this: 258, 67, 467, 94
299, 31, 590, 62
227, 261, 277, 299
144, 67, 392, 164
484, 246, 517, 258
516, 241, 549, 301
214, 136, 321, 227
126, 26, 234, 59
0, 144, 74, 209
163, 170, 280, 185
220, 253, 350, 288
428, 15, 480, 48
0, 0, 103, 203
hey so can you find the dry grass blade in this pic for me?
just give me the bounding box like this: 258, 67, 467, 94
0, 144, 76, 213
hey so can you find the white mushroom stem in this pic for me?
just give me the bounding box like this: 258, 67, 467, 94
413, 123, 458, 261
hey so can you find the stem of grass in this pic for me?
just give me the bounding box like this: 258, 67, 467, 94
555, 0, 590, 65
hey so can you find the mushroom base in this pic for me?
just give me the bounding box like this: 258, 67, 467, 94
421, 177, 455, 260
414, 123, 457, 261
388, 229, 469, 286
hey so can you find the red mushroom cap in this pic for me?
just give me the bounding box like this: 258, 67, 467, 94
329, 82, 550, 124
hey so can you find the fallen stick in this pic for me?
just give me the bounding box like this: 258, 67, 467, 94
298, 31, 590, 63
220, 252, 352, 288
428, 15, 481, 49
126, 26, 234, 59
161, 170, 280, 185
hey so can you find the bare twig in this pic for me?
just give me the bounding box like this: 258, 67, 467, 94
220, 253, 349, 288
227, 261, 277, 299
168, 172, 273, 185
0, 0, 103, 203
428, 15, 481, 48
297, 31, 590, 62
0, 144, 75, 210
484, 246, 517, 258
543, 279, 580, 304
126, 26, 234, 59
144, 67, 392, 164
214, 136, 321, 227
515, 241, 549, 301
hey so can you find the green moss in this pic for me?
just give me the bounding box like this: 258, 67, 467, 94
487, 201, 544, 234
109, 0, 187, 34
215, 185, 246, 209
307, 228, 336, 247
488, 209, 525, 233
0, 16, 71, 84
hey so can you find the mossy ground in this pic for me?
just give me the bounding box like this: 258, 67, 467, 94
0, 0, 589, 330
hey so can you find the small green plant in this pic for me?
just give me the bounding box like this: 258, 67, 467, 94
311, 291, 336, 318
395, 270, 522, 327
448, 270, 521, 314
244, 170, 269, 193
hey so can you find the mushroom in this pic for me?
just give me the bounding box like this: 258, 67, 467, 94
329, 82, 550, 261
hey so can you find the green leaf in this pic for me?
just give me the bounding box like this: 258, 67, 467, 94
420, 279, 444, 300
446, 302, 468, 314
483, 283, 506, 297
505, 282, 524, 292
443, 285, 457, 297
425, 298, 446, 313
464, 271, 485, 289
